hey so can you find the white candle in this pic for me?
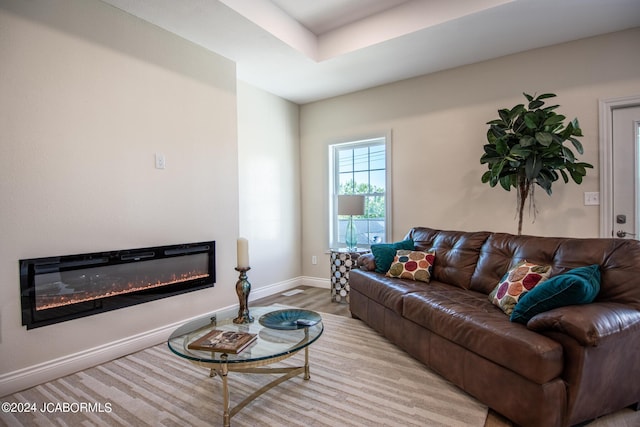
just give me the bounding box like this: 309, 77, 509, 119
237, 238, 250, 268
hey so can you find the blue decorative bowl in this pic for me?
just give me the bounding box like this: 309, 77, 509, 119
258, 309, 321, 330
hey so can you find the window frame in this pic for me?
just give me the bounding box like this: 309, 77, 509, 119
328, 133, 392, 249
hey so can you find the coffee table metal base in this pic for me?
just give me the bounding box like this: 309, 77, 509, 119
190, 344, 311, 427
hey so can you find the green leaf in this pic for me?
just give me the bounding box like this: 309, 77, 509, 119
559, 169, 569, 183
560, 125, 573, 141
536, 93, 556, 100
535, 132, 554, 146
492, 160, 505, 178
571, 118, 583, 136
480, 156, 490, 165
510, 144, 531, 157
498, 109, 511, 124
519, 135, 535, 147
536, 172, 553, 195
495, 138, 509, 155
540, 177, 554, 193
550, 133, 564, 144
525, 155, 542, 180
529, 100, 545, 109
569, 169, 584, 184
499, 175, 512, 191
481, 171, 492, 183
483, 143, 498, 154
540, 168, 557, 181
524, 113, 538, 129
486, 130, 496, 145
561, 146, 575, 162
489, 125, 506, 139
523, 92, 534, 102
510, 104, 525, 117
568, 137, 584, 154
507, 159, 521, 168
512, 116, 527, 133
543, 114, 566, 126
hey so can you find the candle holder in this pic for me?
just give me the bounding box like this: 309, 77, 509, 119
233, 267, 254, 324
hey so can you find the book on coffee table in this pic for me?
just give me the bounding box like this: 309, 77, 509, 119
188, 329, 257, 354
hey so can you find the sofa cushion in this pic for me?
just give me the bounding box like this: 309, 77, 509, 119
489, 261, 552, 316
510, 264, 601, 324
370, 239, 415, 273
551, 238, 640, 310
349, 269, 425, 314
407, 227, 490, 290
403, 287, 564, 384
386, 250, 435, 283
470, 233, 563, 295
357, 252, 376, 271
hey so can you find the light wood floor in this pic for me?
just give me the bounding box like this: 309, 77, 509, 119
252, 286, 639, 427
253, 285, 351, 316
251, 285, 509, 427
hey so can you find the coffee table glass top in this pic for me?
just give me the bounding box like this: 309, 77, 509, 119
168, 306, 323, 364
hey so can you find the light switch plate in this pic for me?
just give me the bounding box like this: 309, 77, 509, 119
584, 192, 600, 206
155, 153, 166, 169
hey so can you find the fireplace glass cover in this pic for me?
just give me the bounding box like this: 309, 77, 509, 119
20, 241, 215, 329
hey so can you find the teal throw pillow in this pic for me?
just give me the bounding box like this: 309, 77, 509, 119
370, 239, 415, 273
510, 264, 601, 324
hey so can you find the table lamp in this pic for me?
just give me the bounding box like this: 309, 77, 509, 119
338, 195, 365, 251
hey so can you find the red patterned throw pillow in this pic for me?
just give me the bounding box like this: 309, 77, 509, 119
489, 261, 552, 315
386, 250, 436, 283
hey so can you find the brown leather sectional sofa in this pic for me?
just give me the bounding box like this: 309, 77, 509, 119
349, 227, 640, 427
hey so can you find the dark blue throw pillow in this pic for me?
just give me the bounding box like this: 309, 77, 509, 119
510, 264, 601, 324
370, 239, 415, 273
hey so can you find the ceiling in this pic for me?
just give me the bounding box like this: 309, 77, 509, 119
100, 0, 640, 104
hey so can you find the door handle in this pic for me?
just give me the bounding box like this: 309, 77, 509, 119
616, 230, 636, 238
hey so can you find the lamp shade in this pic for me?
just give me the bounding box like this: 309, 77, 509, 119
338, 195, 365, 216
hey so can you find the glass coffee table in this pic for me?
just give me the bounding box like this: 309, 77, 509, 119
168, 305, 323, 426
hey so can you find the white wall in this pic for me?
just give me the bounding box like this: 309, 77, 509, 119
0, 0, 239, 389
237, 82, 301, 289
300, 28, 640, 278
2, 0, 638, 396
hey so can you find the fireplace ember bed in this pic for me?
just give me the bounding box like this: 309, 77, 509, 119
20, 241, 215, 329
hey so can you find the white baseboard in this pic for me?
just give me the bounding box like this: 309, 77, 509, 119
0, 276, 329, 397
248, 276, 303, 300
300, 276, 330, 289
0, 319, 182, 398
248, 276, 330, 300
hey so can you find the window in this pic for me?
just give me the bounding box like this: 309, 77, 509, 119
329, 135, 391, 248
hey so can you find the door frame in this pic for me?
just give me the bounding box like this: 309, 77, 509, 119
598, 95, 640, 237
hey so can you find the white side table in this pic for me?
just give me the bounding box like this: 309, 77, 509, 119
330, 248, 370, 303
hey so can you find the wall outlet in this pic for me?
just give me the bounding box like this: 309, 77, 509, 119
311, 255, 317, 265
155, 153, 166, 169
584, 192, 600, 206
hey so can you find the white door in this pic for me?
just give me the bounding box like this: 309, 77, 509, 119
611, 106, 640, 240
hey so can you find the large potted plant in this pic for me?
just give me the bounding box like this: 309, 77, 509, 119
480, 93, 593, 235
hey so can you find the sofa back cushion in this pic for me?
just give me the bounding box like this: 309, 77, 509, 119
551, 237, 640, 308
470, 233, 562, 294
406, 227, 490, 290
470, 233, 640, 309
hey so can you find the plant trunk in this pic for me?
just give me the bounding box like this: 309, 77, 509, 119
517, 177, 531, 235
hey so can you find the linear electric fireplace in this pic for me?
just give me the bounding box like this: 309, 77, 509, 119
20, 241, 215, 329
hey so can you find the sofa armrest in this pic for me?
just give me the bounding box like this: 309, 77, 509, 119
526, 302, 640, 347
358, 253, 376, 271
